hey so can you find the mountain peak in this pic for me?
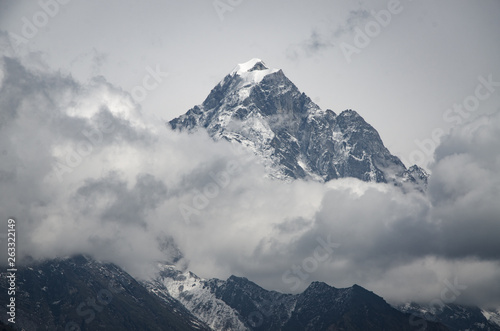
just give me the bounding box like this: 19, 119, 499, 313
169, 60, 429, 188
227, 274, 250, 283
339, 109, 360, 117
230, 58, 269, 74
226, 58, 280, 87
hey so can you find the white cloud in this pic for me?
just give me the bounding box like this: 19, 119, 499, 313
1, 55, 500, 309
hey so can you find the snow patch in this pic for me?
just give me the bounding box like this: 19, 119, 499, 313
482, 308, 500, 327
147, 265, 247, 331
231, 58, 266, 74
230, 58, 280, 86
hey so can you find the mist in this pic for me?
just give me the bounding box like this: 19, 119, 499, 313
1, 54, 500, 309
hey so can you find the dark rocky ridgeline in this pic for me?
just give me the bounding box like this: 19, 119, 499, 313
398, 302, 500, 331
146, 265, 450, 331
0, 255, 210, 331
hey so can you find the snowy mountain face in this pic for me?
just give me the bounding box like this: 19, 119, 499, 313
144, 264, 248, 331
483, 309, 500, 329
397, 302, 500, 331
145, 265, 448, 331
169, 58, 427, 188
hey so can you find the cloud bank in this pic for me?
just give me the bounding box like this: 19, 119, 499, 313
1, 54, 499, 308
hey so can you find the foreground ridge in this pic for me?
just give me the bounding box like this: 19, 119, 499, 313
145, 263, 450, 331
0, 256, 210, 331
4, 256, 497, 330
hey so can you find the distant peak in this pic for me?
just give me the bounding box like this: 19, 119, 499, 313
227, 275, 250, 283
306, 281, 332, 290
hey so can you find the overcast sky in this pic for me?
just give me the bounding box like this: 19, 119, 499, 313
1, 0, 500, 310
2, 0, 500, 168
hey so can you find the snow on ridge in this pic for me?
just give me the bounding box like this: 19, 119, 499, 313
149, 264, 247, 331
231, 58, 266, 74
230, 58, 280, 86
482, 309, 500, 327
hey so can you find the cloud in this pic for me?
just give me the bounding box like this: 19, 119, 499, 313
169, 111, 500, 308
0, 54, 216, 274
69, 48, 108, 77
428, 112, 500, 261
1, 55, 499, 309
286, 8, 371, 60
287, 29, 335, 61
333, 9, 371, 38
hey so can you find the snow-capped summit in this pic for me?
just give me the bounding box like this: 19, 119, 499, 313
169, 59, 427, 188
227, 58, 280, 87
231, 58, 271, 74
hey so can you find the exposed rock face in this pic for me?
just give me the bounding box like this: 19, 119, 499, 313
145, 264, 449, 331
169, 58, 427, 188
0, 256, 210, 331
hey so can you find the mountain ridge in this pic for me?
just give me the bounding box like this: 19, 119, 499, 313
3, 256, 498, 330
0, 255, 210, 331
145, 263, 450, 331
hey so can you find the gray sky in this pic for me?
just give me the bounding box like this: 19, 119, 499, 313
1, 0, 500, 309
2, 0, 500, 168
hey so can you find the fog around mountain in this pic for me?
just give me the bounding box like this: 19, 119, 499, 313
1, 54, 499, 309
